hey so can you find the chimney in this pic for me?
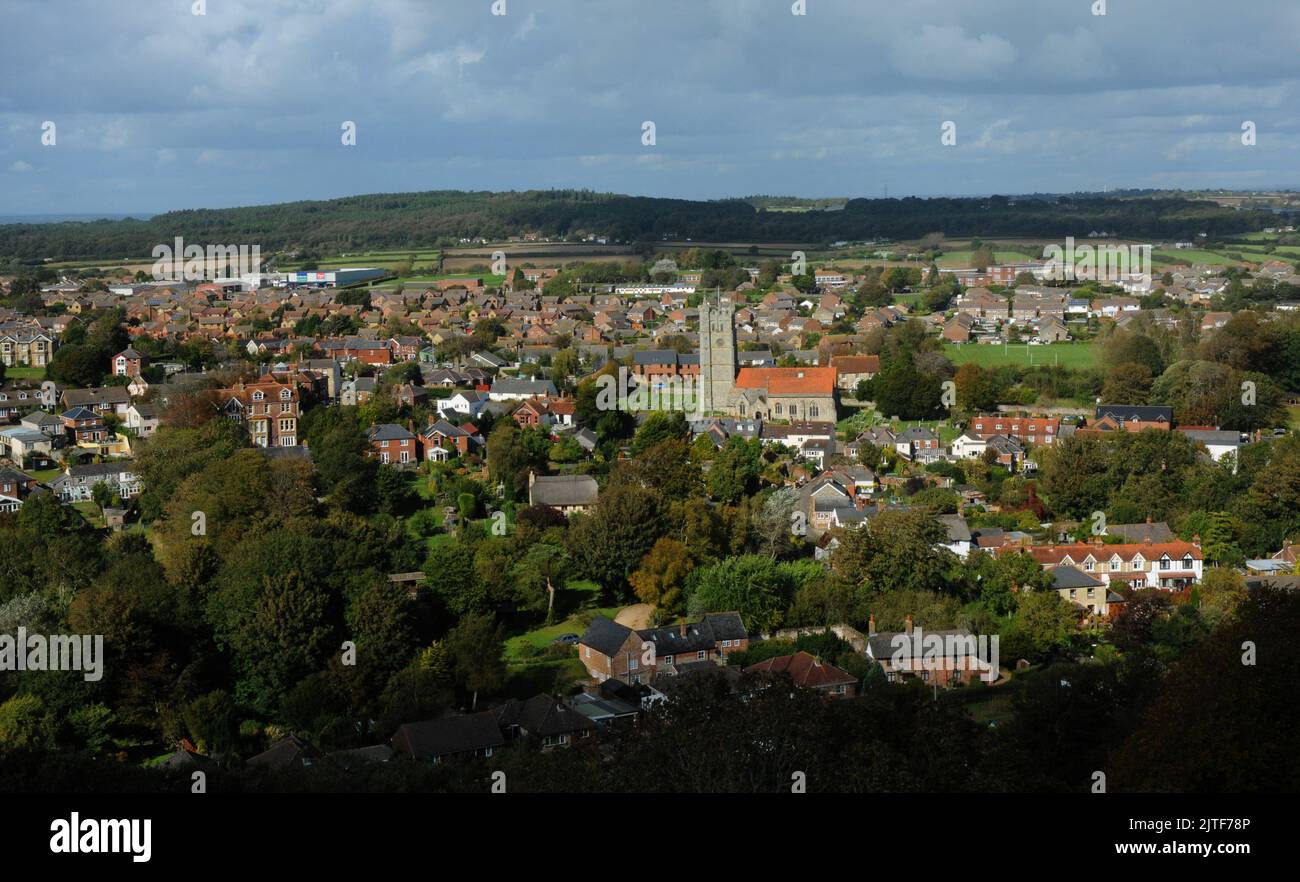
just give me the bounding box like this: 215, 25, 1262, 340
904, 615, 913, 635
868, 615, 876, 637
679, 622, 688, 638
1145, 516, 1152, 524
527, 470, 536, 490
1192, 534, 1201, 548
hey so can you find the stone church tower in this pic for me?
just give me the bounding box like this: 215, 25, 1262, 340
697, 292, 736, 415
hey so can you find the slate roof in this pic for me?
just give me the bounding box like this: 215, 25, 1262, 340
579, 615, 635, 657
529, 474, 598, 507
391, 712, 505, 760
1052, 565, 1106, 589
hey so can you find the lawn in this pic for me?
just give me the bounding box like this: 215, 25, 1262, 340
3, 365, 46, 381
943, 341, 1099, 370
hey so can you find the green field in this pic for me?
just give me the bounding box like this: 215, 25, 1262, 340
943, 341, 1099, 370
2, 365, 46, 381
937, 249, 1039, 268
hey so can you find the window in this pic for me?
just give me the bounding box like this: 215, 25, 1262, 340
584, 646, 590, 659
252, 391, 264, 401
697, 650, 706, 660
662, 654, 672, 665
809, 406, 818, 418
1182, 555, 1193, 569
1160, 558, 1171, 571
1087, 588, 1095, 599
628, 657, 638, 670
400, 451, 410, 463
281, 389, 291, 400
1069, 589, 1077, 599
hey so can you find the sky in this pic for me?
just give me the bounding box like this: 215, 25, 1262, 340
1, 0, 1299, 216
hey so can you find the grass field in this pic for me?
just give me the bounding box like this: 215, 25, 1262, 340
937, 249, 1039, 268
943, 341, 1099, 370
3, 365, 46, 381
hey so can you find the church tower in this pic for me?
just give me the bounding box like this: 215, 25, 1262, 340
697, 291, 736, 415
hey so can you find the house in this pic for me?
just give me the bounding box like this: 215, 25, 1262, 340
1105, 521, 1174, 544
392, 694, 592, 763
744, 651, 856, 698
422, 420, 473, 461
1053, 566, 1122, 618
490, 378, 558, 402
0, 327, 56, 368
214, 377, 300, 448
943, 314, 976, 343
577, 612, 749, 684
48, 461, 141, 501
527, 472, 598, 514
111, 347, 144, 378
830, 354, 880, 391
436, 390, 489, 419
937, 514, 972, 559
1089, 405, 1173, 434
125, 402, 160, 438
895, 426, 942, 462
995, 538, 1203, 590
864, 617, 997, 686
1178, 428, 1243, 466
368, 423, 418, 465
968, 414, 1060, 446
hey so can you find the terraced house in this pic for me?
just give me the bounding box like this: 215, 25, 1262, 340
996, 538, 1204, 591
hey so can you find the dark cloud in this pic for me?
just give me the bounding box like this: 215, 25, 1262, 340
1, 0, 1297, 213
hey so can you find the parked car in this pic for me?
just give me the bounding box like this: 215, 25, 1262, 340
551, 633, 580, 645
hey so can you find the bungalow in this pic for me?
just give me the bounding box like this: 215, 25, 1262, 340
528, 472, 598, 514
490, 378, 558, 402
744, 651, 856, 698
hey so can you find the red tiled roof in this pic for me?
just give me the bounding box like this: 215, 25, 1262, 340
745, 651, 856, 688
734, 366, 836, 395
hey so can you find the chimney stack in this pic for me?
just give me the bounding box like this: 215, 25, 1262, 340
904, 615, 913, 635
679, 622, 688, 638
868, 615, 876, 637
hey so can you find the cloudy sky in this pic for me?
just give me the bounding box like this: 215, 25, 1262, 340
1, 0, 1298, 216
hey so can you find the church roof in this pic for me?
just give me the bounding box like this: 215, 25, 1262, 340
733, 366, 835, 395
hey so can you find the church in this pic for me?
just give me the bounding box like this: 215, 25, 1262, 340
697, 294, 837, 421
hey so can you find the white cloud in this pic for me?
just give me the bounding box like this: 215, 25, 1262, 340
9, 161, 33, 173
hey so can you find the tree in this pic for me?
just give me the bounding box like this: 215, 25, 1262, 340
1197, 567, 1247, 624
445, 611, 507, 710
629, 537, 694, 616
511, 543, 571, 621
422, 542, 483, 614
684, 556, 794, 633
706, 437, 761, 504
231, 571, 338, 714
567, 479, 668, 599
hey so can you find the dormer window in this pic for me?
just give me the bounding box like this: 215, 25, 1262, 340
252, 391, 264, 401
281, 389, 292, 400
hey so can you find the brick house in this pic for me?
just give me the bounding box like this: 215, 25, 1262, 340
214, 376, 300, 448
577, 613, 749, 684
968, 414, 1060, 446
112, 347, 144, 377
368, 423, 418, 464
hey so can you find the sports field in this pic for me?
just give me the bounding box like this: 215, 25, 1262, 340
943, 341, 1099, 370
